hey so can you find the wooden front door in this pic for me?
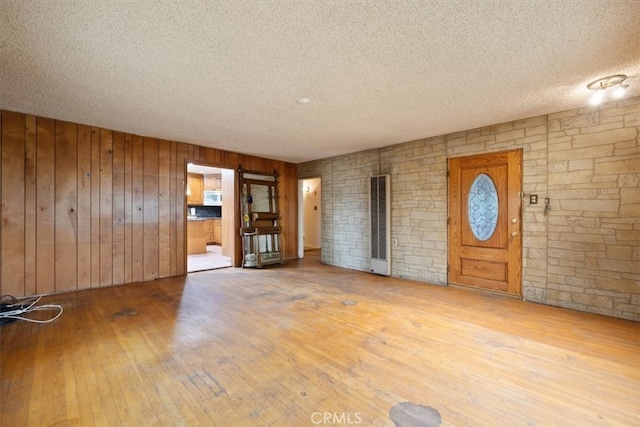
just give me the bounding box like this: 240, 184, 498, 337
448, 149, 522, 295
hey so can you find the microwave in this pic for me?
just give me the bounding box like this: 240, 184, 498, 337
203, 191, 222, 206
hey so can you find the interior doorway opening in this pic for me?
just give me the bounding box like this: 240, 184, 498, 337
186, 163, 235, 273
299, 177, 322, 259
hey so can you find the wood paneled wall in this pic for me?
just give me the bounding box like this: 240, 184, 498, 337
0, 110, 298, 297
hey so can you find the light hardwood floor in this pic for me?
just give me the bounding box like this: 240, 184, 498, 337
1, 251, 639, 426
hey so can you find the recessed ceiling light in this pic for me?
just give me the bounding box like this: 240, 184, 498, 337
296, 97, 311, 104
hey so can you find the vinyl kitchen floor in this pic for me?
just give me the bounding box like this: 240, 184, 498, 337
187, 245, 232, 273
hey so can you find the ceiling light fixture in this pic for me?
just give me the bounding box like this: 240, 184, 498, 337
296, 97, 311, 104
587, 74, 628, 105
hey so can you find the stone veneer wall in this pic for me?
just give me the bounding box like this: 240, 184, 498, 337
546, 101, 639, 318
298, 97, 639, 321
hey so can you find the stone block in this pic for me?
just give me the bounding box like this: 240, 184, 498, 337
495, 129, 526, 143
548, 264, 576, 275
568, 159, 594, 171
572, 293, 612, 308
557, 232, 605, 244
583, 257, 602, 270
624, 112, 640, 127
599, 101, 640, 119
597, 258, 640, 274
549, 189, 597, 200
595, 157, 640, 175
614, 141, 640, 155
521, 137, 547, 151
561, 199, 620, 212
548, 108, 578, 121
450, 142, 488, 155
548, 161, 568, 173
549, 170, 593, 185
579, 121, 624, 135
596, 277, 640, 293
547, 290, 573, 302
549, 144, 613, 162
615, 229, 640, 242
548, 248, 585, 261
554, 111, 600, 131
576, 127, 637, 146
620, 187, 640, 204
565, 276, 595, 287
572, 226, 615, 236
620, 204, 640, 216
548, 132, 572, 142
589, 174, 619, 185
557, 258, 585, 268
526, 124, 547, 136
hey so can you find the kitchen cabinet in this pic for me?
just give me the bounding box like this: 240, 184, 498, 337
187, 173, 203, 205
204, 219, 222, 245
204, 220, 214, 244
204, 174, 222, 191
187, 220, 206, 254
213, 219, 222, 244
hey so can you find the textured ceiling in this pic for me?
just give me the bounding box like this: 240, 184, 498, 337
2, 1, 639, 163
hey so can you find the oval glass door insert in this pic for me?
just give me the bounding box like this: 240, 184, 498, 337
468, 173, 498, 241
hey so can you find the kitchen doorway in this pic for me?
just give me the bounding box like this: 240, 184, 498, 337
186, 163, 234, 272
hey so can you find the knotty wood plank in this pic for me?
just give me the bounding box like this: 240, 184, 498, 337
158, 139, 171, 278
1, 110, 25, 296
77, 124, 92, 289
90, 127, 101, 288
169, 141, 177, 276
55, 120, 78, 292
24, 114, 37, 295
99, 128, 113, 286
282, 161, 298, 260
131, 135, 144, 282
143, 137, 159, 281
195, 144, 205, 162
175, 142, 189, 276
35, 117, 56, 294
112, 131, 125, 285
124, 133, 133, 284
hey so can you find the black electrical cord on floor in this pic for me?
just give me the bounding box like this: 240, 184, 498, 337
0, 295, 63, 326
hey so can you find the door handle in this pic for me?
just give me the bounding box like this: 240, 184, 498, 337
511, 231, 519, 237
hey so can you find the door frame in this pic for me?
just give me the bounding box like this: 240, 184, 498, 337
298, 179, 305, 258
298, 177, 322, 258
184, 161, 237, 269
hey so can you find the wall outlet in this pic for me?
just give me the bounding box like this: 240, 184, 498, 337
392, 238, 398, 246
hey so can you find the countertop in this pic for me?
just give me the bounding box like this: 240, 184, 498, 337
187, 216, 222, 221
